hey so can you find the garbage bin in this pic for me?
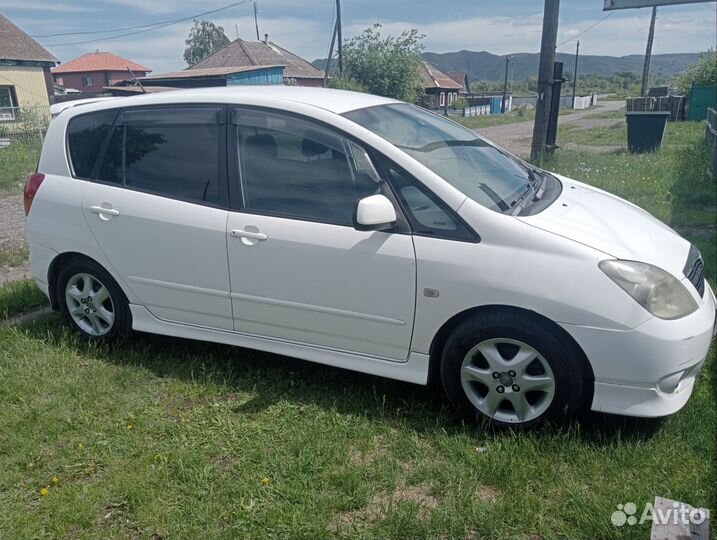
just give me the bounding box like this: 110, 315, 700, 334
625, 111, 670, 153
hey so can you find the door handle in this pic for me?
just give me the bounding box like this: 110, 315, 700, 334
90, 205, 120, 217
231, 229, 268, 241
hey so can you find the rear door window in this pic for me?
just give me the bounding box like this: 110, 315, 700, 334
67, 109, 118, 179
96, 106, 224, 206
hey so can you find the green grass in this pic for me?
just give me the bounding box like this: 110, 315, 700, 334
0, 139, 41, 192
558, 119, 701, 150
0, 279, 48, 319
0, 123, 714, 539
581, 107, 626, 120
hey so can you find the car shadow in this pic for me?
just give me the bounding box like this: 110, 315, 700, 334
22, 314, 668, 445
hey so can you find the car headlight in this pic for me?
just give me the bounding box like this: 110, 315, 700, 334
599, 260, 698, 320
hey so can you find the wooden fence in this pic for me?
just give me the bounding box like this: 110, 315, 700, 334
626, 95, 686, 121
707, 108, 717, 182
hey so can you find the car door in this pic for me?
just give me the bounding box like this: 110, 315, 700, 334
80, 105, 233, 330
226, 107, 416, 360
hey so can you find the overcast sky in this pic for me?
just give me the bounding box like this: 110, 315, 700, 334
3, 0, 716, 73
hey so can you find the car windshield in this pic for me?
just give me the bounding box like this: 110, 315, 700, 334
343, 103, 533, 212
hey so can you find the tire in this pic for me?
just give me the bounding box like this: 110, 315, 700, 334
57, 258, 131, 341
440, 310, 588, 429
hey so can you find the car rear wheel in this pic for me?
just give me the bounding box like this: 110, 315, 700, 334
57, 259, 130, 341
440, 310, 588, 429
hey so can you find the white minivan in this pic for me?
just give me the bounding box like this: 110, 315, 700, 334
25, 87, 715, 428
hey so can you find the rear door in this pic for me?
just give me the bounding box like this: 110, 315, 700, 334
226, 108, 416, 360
78, 105, 233, 330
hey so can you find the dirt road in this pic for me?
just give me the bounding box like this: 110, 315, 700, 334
476, 99, 625, 156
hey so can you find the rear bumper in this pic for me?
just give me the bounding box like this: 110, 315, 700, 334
28, 240, 56, 302
561, 283, 716, 418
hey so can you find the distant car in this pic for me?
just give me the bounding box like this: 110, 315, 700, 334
24, 87, 716, 428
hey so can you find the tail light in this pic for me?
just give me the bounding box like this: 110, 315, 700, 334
24, 173, 45, 216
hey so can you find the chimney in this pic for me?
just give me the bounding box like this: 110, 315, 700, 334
264, 33, 268, 44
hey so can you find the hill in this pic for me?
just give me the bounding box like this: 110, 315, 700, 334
313, 51, 701, 81
420, 50, 701, 81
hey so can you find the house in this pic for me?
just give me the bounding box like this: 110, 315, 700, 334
51, 51, 151, 94
419, 63, 463, 110
0, 13, 57, 120
188, 36, 324, 87
447, 71, 470, 94
129, 65, 285, 90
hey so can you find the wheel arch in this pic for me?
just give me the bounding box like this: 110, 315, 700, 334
47, 251, 129, 311
427, 304, 595, 404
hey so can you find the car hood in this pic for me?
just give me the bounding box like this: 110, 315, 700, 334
518, 174, 690, 277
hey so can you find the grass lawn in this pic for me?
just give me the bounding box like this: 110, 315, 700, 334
0, 140, 42, 192
0, 123, 714, 539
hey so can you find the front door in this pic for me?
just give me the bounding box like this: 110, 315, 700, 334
226, 108, 416, 360
81, 105, 233, 330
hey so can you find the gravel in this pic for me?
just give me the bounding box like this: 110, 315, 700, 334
0, 193, 31, 285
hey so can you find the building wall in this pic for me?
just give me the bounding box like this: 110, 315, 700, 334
54, 70, 148, 93
0, 64, 51, 107
289, 77, 324, 88
227, 67, 284, 86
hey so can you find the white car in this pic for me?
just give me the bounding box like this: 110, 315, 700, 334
24, 87, 715, 428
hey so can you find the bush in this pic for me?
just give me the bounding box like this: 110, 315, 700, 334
675, 50, 717, 95
328, 75, 369, 93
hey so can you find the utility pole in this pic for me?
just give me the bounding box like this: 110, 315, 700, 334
641, 6, 657, 97
253, 2, 260, 41
323, 20, 338, 88
501, 55, 512, 114
336, 0, 344, 75
571, 40, 579, 108
530, 0, 561, 161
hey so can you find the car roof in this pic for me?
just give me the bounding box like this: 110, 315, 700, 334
61, 86, 398, 116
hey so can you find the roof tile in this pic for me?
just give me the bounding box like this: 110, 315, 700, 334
0, 13, 58, 64
52, 52, 151, 74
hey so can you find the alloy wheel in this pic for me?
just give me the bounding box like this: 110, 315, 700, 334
460, 338, 556, 424
65, 272, 115, 337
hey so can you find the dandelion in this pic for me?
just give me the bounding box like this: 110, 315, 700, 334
78, 442, 84, 449
51, 476, 59, 485
262, 477, 271, 487
39, 487, 49, 496
127, 424, 134, 430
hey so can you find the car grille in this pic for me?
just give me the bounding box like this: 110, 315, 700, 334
683, 245, 705, 297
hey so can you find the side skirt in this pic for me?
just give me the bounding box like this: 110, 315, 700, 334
129, 305, 430, 385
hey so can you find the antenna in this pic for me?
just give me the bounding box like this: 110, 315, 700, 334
253, 2, 260, 41
126, 66, 146, 93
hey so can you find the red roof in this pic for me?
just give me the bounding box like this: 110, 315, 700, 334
52, 52, 151, 74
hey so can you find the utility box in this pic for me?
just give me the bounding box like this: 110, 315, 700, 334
687, 85, 717, 121
625, 111, 670, 153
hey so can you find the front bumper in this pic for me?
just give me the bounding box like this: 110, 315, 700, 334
561, 282, 716, 418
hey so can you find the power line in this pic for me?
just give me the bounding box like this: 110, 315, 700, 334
556, 11, 614, 50
41, 0, 253, 47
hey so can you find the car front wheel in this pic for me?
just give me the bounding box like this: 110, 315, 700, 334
440, 310, 589, 429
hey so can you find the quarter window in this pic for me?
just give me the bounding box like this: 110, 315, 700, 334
234, 109, 381, 225
376, 157, 476, 242
67, 109, 118, 178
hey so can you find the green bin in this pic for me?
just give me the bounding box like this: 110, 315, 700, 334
625, 111, 670, 153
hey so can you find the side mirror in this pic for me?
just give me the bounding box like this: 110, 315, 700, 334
354, 194, 397, 231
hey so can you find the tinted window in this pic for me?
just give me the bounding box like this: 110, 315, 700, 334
67, 109, 118, 178
97, 107, 222, 205
235, 109, 380, 225
97, 127, 123, 184
378, 158, 476, 241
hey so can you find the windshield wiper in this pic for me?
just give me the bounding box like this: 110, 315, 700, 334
529, 169, 547, 201
509, 182, 535, 215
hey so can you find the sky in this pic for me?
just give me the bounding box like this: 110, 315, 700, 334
3, 0, 716, 74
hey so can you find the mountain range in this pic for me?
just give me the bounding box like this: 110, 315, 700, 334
313, 51, 702, 81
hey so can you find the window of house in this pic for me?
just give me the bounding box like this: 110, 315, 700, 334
0, 86, 17, 121
108, 107, 222, 205
439, 92, 445, 107
82, 76, 93, 87
67, 109, 119, 178
234, 108, 381, 225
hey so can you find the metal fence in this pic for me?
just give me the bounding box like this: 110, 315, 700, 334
0, 105, 51, 148
707, 108, 717, 182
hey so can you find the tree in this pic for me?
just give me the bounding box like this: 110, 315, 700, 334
183, 20, 230, 66
675, 50, 717, 95
341, 24, 425, 103
328, 75, 368, 93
